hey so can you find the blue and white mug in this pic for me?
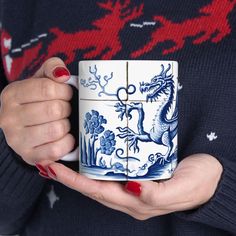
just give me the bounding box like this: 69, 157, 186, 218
63, 60, 178, 181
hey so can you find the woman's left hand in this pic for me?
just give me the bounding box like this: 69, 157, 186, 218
41, 153, 223, 220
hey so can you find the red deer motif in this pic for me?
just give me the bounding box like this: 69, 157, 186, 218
1, 30, 43, 81
46, 0, 143, 63
131, 0, 236, 58
1, 0, 143, 81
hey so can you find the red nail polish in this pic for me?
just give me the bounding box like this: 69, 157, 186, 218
39, 171, 52, 179
53, 67, 70, 78
35, 163, 47, 174
47, 166, 57, 178
125, 181, 141, 196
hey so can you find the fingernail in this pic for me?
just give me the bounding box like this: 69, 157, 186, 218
39, 171, 52, 179
46, 166, 57, 179
53, 67, 70, 78
35, 163, 47, 174
125, 181, 141, 196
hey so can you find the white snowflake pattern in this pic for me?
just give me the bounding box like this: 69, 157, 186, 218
178, 82, 183, 91
47, 185, 60, 209
206, 132, 218, 141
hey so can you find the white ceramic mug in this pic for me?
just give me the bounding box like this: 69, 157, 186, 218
62, 60, 178, 181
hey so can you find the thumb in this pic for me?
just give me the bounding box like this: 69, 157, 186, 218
34, 57, 71, 82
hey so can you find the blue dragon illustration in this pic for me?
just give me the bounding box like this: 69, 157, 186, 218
117, 64, 178, 164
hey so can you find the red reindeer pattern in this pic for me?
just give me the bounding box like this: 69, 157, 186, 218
1, 0, 235, 82
1, 0, 143, 81
1, 30, 43, 81
131, 0, 236, 58
46, 0, 143, 63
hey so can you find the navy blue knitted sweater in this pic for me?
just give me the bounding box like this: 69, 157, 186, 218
0, 0, 236, 235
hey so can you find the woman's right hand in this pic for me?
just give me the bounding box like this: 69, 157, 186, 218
0, 57, 75, 165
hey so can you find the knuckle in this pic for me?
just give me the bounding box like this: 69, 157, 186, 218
47, 101, 63, 119
5, 131, 22, 152
2, 81, 25, 104
0, 114, 12, 128
2, 116, 18, 137
70, 173, 81, 187
44, 57, 63, 67
0, 84, 13, 102
48, 121, 65, 139
6, 133, 17, 147
40, 79, 56, 99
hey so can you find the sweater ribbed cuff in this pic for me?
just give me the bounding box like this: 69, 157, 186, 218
0, 129, 45, 203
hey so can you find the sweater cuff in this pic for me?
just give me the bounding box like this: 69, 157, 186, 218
0, 129, 45, 203
175, 159, 236, 233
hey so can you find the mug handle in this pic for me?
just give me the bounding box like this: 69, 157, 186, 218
60, 75, 79, 161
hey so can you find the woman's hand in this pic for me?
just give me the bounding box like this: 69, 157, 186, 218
0, 57, 75, 166
42, 153, 223, 220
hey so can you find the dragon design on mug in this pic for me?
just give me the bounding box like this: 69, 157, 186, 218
116, 64, 177, 166
80, 64, 177, 179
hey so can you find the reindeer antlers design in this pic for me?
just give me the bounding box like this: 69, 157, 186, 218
98, 0, 144, 20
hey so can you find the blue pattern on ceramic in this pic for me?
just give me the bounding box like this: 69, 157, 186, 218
117, 64, 177, 165
80, 63, 177, 180
80, 65, 116, 97
100, 130, 116, 155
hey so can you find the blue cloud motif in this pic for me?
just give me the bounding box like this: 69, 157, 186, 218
100, 130, 116, 155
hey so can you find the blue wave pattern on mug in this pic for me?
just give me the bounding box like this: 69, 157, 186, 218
80, 63, 177, 180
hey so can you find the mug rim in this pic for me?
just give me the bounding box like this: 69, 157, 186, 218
79, 59, 178, 64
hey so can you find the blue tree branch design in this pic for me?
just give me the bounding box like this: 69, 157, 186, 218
80, 65, 117, 97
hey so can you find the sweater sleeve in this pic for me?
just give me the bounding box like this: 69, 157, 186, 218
176, 74, 236, 233
0, 40, 46, 235
0, 130, 46, 234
